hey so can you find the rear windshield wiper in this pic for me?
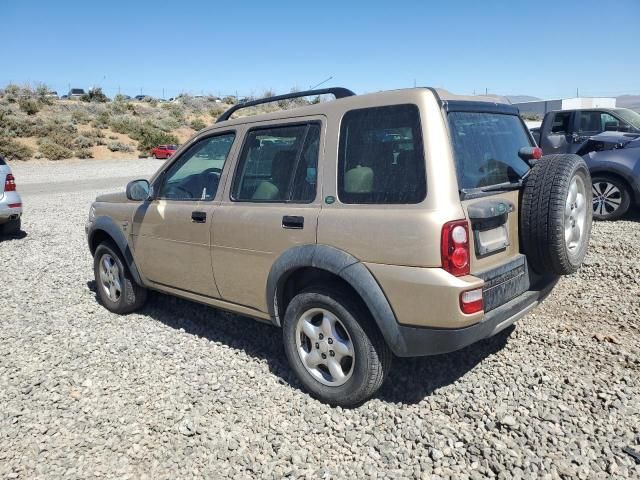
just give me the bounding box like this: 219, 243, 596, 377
480, 169, 532, 193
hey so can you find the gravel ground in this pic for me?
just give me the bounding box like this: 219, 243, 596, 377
1, 159, 639, 479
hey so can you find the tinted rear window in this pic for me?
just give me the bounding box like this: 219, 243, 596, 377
338, 104, 426, 204
448, 112, 531, 190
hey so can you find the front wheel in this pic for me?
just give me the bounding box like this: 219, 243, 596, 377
94, 242, 147, 314
282, 287, 391, 407
591, 175, 631, 221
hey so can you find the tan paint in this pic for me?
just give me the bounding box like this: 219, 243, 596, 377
92, 88, 532, 329
365, 263, 484, 328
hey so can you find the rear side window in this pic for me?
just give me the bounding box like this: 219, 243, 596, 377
338, 104, 426, 204
232, 123, 320, 203
0, 155, 5, 165
448, 112, 531, 190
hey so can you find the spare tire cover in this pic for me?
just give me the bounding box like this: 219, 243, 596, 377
520, 154, 592, 275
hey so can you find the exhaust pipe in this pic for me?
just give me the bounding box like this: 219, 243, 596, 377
8, 214, 19, 221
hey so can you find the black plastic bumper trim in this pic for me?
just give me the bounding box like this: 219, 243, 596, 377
392, 275, 558, 357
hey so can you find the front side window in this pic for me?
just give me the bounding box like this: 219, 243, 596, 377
158, 132, 235, 201
448, 112, 531, 190
338, 104, 426, 204
232, 123, 320, 202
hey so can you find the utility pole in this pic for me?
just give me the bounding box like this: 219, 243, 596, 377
162, 88, 165, 99
485, 88, 488, 96
576, 87, 579, 97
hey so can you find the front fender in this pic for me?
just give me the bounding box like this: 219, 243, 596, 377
87, 216, 143, 286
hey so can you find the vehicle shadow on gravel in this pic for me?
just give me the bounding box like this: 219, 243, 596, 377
376, 327, 514, 404
87, 281, 514, 405
0, 230, 28, 242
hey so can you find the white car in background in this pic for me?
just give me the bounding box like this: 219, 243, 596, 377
0, 155, 23, 235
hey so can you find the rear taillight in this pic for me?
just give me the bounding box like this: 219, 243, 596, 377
460, 288, 484, 314
441, 220, 470, 276
4, 173, 16, 192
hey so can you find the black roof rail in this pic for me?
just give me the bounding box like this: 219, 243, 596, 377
216, 87, 356, 123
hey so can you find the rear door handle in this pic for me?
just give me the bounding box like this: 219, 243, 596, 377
191, 211, 207, 223
282, 215, 304, 229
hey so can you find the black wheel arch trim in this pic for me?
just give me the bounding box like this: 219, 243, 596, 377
266, 244, 411, 356
87, 216, 144, 286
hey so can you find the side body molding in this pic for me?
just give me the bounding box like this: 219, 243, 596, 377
266, 244, 410, 355
87, 216, 144, 286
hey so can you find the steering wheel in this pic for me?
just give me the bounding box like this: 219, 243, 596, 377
163, 183, 191, 198
202, 167, 223, 176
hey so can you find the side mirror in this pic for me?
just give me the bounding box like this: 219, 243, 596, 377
126, 179, 151, 201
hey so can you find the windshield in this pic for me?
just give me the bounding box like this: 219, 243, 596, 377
448, 112, 531, 191
615, 109, 640, 129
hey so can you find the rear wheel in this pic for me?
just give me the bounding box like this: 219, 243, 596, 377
282, 287, 391, 407
151, 153, 157, 159
94, 242, 147, 314
591, 175, 631, 221
1, 217, 21, 236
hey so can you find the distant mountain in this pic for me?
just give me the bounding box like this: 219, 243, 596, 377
505, 95, 541, 104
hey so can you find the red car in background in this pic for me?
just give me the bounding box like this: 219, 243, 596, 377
150, 145, 177, 159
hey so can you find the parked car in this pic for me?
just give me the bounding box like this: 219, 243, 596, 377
0, 155, 23, 235
46, 90, 59, 99
531, 108, 640, 153
68, 88, 86, 100
134, 95, 152, 101
86, 87, 592, 406
150, 145, 177, 159
575, 131, 640, 220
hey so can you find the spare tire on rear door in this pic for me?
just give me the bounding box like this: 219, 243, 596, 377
520, 154, 592, 275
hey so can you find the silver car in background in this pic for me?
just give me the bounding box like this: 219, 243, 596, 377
0, 155, 23, 235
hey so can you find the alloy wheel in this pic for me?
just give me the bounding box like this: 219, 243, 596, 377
295, 308, 355, 387
99, 254, 122, 303
565, 175, 587, 252
592, 181, 622, 217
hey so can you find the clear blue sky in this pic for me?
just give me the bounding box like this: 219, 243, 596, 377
2, 0, 639, 100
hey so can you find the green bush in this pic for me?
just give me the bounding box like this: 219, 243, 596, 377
74, 148, 93, 158
190, 118, 206, 131
74, 135, 95, 148
209, 106, 226, 120
46, 130, 76, 149
0, 136, 34, 160
71, 109, 91, 124
18, 97, 40, 115
109, 115, 138, 135
134, 123, 178, 154
81, 87, 109, 103
107, 141, 133, 152
38, 140, 72, 160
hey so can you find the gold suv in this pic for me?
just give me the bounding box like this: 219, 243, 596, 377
86, 87, 592, 406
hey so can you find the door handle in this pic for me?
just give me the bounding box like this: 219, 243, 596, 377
282, 215, 304, 229
191, 211, 207, 223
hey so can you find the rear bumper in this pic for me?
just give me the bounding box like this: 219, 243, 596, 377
391, 274, 558, 357
0, 191, 23, 222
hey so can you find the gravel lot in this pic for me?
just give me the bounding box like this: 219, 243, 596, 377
1, 159, 639, 479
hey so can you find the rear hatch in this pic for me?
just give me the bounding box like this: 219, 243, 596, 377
446, 105, 534, 311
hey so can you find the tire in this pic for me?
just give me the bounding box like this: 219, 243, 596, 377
94, 241, 147, 314
1, 217, 21, 236
282, 287, 392, 407
151, 153, 157, 159
591, 175, 631, 221
521, 154, 592, 275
